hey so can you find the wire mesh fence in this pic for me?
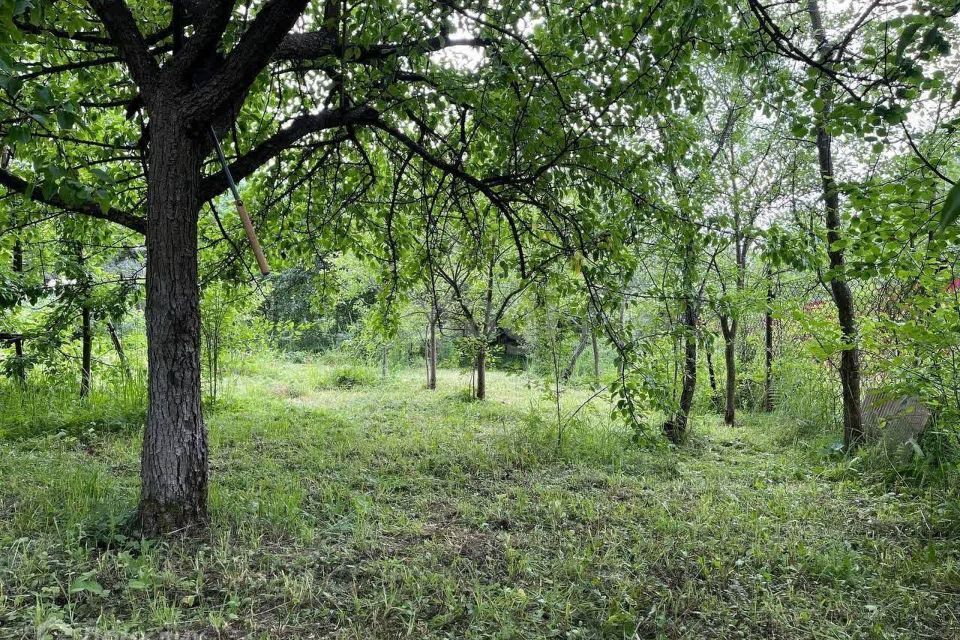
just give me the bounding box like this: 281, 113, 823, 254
731, 266, 960, 431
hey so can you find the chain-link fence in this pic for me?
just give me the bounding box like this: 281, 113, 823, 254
731, 267, 960, 431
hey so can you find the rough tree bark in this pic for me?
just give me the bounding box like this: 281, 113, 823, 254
808, 0, 864, 450
137, 114, 208, 535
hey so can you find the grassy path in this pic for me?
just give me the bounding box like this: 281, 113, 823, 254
1, 362, 958, 638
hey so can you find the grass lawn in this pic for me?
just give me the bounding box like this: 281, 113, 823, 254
1, 360, 959, 638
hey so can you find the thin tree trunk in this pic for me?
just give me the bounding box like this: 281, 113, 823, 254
12, 237, 22, 273
137, 117, 208, 535
381, 343, 388, 377
591, 330, 600, 379
764, 280, 774, 412
475, 347, 486, 400
427, 306, 437, 389
719, 315, 736, 425
705, 338, 718, 394
562, 320, 591, 381
425, 317, 430, 385
76, 243, 92, 400
618, 297, 626, 376
666, 304, 698, 444
13, 336, 24, 383
107, 321, 132, 379
2, 149, 19, 274
808, 0, 864, 450
664, 232, 699, 444
80, 303, 92, 399
4, 150, 23, 383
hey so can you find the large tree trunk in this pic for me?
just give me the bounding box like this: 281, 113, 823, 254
475, 347, 486, 400
808, 0, 864, 450
80, 303, 92, 399
137, 115, 208, 535
719, 315, 736, 425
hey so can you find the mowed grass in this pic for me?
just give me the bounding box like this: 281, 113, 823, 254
1, 359, 959, 639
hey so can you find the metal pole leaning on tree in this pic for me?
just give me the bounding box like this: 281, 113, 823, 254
210, 128, 271, 275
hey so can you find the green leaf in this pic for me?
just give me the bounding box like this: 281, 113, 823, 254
936, 181, 960, 232
896, 22, 922, 61
56, 109, 78, 130
69, 578, 107, 597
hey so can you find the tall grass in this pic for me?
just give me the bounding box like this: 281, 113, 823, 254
0, 369, 146, 441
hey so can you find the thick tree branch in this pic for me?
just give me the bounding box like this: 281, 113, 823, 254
273, 29, 338, 60
197, 105, 378, 202
274, 31, 489, 62
86, 0, 161, 93
0, 168, 146, 234
184, 0, 309, 125
164, 0, 235, 81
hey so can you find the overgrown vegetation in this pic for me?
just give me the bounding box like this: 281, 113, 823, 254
1, 362, 958, 639
2, 0, 960, 636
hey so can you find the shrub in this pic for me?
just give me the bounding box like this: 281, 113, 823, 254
312, 364, 378, 389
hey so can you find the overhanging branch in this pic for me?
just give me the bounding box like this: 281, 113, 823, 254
197, 105, 378, 202
0, 168, 146, 234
